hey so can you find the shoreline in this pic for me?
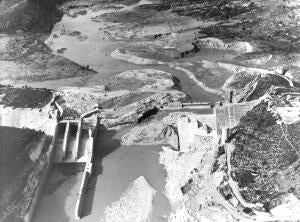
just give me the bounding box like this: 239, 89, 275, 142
111, 48, 225, 98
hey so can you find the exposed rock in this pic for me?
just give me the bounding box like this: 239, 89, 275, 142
115, 69, 175, 92
178, 116, 213, 152
168, 207, 195, 222
159, 127, 217, 208
193, 206, 235, 222
121, 121, 179, 149
100, 91, 185, 128
0, 35, 96, 84
196, 38, 254, 53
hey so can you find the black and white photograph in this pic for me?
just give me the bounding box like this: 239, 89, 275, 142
0, 0, 299, 221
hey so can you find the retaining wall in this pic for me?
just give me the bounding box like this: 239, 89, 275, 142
74, 129, 94, 219
75, 166, 90, 220
24, 122, 59, 222
0, 105, 54, 134
215, 99, 262, 133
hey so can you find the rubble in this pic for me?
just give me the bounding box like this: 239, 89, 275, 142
121, 121, 179, 149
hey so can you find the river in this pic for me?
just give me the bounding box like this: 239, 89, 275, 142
32, 2, 220, 222
33, 127, 170, 222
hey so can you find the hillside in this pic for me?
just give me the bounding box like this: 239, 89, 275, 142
230, 99, 300, 209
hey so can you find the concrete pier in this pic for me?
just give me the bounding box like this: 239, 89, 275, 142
75, 165, 90, 220
74, 130, 94, 220
85, 129, 94, 163
73, 119, 82, 160
221, 127, 229, 145
162, 102, 212, 110
62, 121, 70, 160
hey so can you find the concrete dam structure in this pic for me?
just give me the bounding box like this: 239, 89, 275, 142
51, 117, 96, 220
53, 119, 93, 163
0, 105, 56, 134
162, 101, 212, 110
215, 99, 262, 133
0, 96, 98, 221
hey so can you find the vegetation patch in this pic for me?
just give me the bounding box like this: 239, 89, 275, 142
0, 85, 53, 108
246, 75, 291, 101
230, 101, 300, 207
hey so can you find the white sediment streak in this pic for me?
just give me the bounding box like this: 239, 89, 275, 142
100, 176, 156, 222
111, 49, 225, 97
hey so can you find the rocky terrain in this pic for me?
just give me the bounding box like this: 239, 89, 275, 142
0, 0, 299, 221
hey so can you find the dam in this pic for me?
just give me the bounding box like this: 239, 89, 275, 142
53, 119, 93, 163
51, 115, 97, 220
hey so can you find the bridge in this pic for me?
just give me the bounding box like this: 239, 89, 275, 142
161, 102, 212, 110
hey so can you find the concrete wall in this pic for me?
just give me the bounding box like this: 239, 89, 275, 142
80, 108, 99, 119
75, 166, 90, 220
74, 129, 94, 219
215, 100, 261, 133
182, 104, 211, 109
73, 120, 82, 160
0, 105, 54, 135
221, 127, 229, 145
24, 122, 59, 222
85, 130, 94, 163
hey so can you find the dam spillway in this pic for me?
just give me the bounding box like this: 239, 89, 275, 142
51, 117, 96, 220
